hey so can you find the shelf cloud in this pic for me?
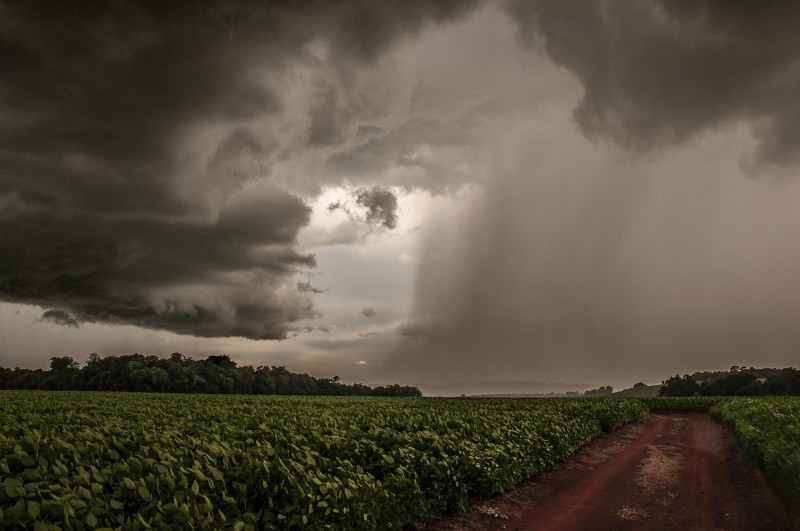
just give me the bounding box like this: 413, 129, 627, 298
0, 0, 479, 339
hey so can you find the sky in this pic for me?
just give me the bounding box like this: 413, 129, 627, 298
3, 1, 800, 395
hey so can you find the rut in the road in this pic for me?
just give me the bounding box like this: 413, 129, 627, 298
425, 413, 794, 531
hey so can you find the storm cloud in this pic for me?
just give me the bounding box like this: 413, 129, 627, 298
38, 310, 80, 329
0, 0, 479, 339
376, 2, 800, 389
327, 187, 400, 231
6, 1, 800, 389
355, 188, 399, 230
505, 0, 800, 170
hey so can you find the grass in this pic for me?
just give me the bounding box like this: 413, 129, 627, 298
636, 444, 682, 492
617, 505, 649, 521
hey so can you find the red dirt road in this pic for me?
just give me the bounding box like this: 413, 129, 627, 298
425, 413, 794, 531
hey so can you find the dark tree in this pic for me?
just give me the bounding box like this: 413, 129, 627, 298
659, 375, 701, 396
700, 372, 758, 396
49, 356, 79, 371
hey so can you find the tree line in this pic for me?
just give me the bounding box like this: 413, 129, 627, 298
0, 353, 422, 397
659, 366, 800, 397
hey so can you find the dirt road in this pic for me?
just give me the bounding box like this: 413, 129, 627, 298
425, 413, 794, 531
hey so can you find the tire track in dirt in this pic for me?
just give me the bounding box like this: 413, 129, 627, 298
424, 413, 794, 531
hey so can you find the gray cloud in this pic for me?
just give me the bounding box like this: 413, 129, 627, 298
396, 322, 436, 340
327, 119, 474, 193
307, 88, 346, 147
297, 282, 326, 294
361, 307, 377, 317
505, 0, 800, 169
0, 0, 480, 340
299, 218, 374, 247
0, 183, 316, 339
38, 309, 80, 329
326, 187, 400, 230
356, 187, 399, 230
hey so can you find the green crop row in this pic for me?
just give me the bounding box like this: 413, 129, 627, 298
710, 397, 800, 520
638, 396, 730, 412
0, 392, 646, 530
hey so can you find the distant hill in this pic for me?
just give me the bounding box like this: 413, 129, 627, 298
612, 384, 662, 398
419, 380, 592, 397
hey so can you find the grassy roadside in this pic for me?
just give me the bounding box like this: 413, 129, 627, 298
709, 397, 800, 524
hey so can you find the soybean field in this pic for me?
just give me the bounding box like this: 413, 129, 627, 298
1, 393, 645, 530
2, 393, 799, 530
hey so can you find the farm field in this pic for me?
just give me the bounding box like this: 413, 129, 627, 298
0, 392, 645, 530
1, 393, 797, 530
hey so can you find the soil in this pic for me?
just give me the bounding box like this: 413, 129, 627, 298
423, 413, 795, 531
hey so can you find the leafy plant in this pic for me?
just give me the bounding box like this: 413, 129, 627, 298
0, 392, 645, 529
711, 397, 800, 521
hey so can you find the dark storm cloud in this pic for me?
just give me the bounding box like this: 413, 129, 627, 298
505, 0, 800, 168
361, 307, 377, 317
38, 310, 80, 329
326, 187, 400, 231
355, 188, 399, 230
0, 0, 480, 339
0, 184, 317, 339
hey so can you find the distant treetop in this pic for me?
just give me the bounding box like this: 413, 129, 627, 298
659, 367, 799, 397
0, 353, 422, 397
